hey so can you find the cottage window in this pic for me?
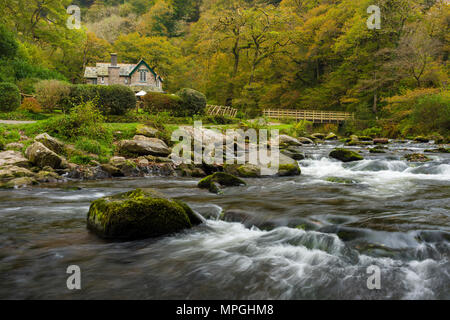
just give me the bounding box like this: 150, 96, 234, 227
101, 77, 105, 84
124, 78, 128, 84
139, 70, 147, 82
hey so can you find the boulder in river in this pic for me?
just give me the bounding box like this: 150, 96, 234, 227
0, 165, 34, 180
373, 138, 389, 145
87, 188, 201, 240
1, 177, 38, 189
297, 137, 314, 145
325, 132, 338, 140
329, 148, 364, 162
118, 137, 171, 157
281, 146, 305, 160
224, 163, 261, 178
35, 133, 65, 154
311, 133, 326, 140
404, 153, 431, 162
198, 172, 246, 194
25, 142, 64, 169
414, 136, 430, 143
279, 135, 302, 147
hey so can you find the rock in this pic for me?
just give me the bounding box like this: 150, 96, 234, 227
427, 134, 445, 144
2, 177, 37, 189
136, 125, 159, 138
279, 135, 302, 147
176, 164, 206, 177
35, 171, 62, 183
373, 138, 389, 145
350, 135, 359, 141
109, 156, 127, 167
358, 136, 372, 142
311, 133, 326, 140
404, 153, 431, 162
281, 146, 306, 160
118, 138, 171, 157
0, 150, 31, 168
424, 148, 450, 154
0, 165, 34, 179
25, 142, 64, 169
224, 163, 261, 178
325, 132, 338, 140
369, 148, 386, 154
329, 148, 364, 162
35, 133, 65, 154
198, 172, 246, 194
100, 164, 124, 177
5, 142, 24, 151
297, 137, 314, 145
276, 153, 301, 176
325, 177, 355, 184
87, 189, 201, 240
414, 136, 430, 143
346, 140, 372, 146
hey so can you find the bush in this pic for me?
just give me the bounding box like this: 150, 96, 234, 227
141, 92, 182, 115
43, 100, 111, 141
410, 92, 450, 135
35, 80, 71, 112
19, 97, 42, 113
16, 78, 39, 95
65, 84, 136, 115
176, 88, 207, 117
0, 82, 20, 112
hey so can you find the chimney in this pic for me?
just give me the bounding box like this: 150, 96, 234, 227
110, 53, 118, 67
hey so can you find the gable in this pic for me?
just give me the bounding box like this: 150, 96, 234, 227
129, 60, 158, 79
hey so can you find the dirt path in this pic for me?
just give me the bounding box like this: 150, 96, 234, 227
0, 120, 36, 125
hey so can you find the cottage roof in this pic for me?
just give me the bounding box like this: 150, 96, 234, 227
83, 60, 160, 79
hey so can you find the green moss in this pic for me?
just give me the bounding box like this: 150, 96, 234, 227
369, 148, 386, 154
325, 177, 355, 184
237, 164, 260, 178
329, 148, 364, 162
87, 188, 199, 240
198, 172, 246, 194
278, 163, 301, 176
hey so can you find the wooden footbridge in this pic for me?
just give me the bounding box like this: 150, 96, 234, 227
263, 109, 354, 123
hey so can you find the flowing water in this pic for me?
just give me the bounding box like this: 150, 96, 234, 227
0, 142, 449, 299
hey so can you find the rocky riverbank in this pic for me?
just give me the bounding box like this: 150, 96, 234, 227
1, 125, 449, 189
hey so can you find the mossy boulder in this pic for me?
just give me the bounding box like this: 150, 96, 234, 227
35, 171, 62, 183
281, 146, 305, 160
35, 133, 65, 154
224, 163, 261, 178
369, 148, 386, 154
136, 125, 159, 138
325, 132, 338, 140
278, 164, 301, 176
404, 153, 431, 162
329, 148, 364, 162
87, 189, 201, 240
325, 177, 355, 184
0, 165, 34, 179
1, 177, 38, 189
414, 136, 430, 143
25, 142, 64, 169
198, 172, 246, 194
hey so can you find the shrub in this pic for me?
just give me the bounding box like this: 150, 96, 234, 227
16, 78, 39, 95
0, 82, 20, 112
141, 92, 182, 115
66, 84, 136, 115
19, 97, 42, 113
35, 80, 71, 112
43, 100, 111, 141
176, 88, 207, 117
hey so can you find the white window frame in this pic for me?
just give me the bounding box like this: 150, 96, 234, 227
140, 70, 147, 83
101, 76, 105, 84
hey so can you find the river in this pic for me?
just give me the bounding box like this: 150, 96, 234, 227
0, 141, 449, 299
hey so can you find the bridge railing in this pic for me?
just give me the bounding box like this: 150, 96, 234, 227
263, 109, 354, 123
206, 105, 238, 118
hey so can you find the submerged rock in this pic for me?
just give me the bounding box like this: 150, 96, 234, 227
329, 148, 364, 162
404, 153, 431, 162
87, 189, 201, 240
325, 177, 355, 184
198, 172, 246, 194
424, 148, 450, 154
25, 142, 65, 169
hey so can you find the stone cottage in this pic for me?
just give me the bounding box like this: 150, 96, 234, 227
84, 53, 163, 93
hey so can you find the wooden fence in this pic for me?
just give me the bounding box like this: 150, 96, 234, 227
206, 105, 238, 118
263, 109, 354, 123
